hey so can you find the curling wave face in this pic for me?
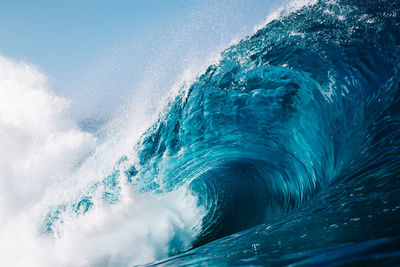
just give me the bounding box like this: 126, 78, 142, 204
1, 0, 400, 266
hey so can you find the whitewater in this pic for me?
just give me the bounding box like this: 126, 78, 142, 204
1, 0, 400, 266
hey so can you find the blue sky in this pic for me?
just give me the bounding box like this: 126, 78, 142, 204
0, 0, 286, 121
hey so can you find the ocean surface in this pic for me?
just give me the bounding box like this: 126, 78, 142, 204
1, 0, 399, 266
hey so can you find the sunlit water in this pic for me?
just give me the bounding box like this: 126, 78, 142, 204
0, 0, 399, 266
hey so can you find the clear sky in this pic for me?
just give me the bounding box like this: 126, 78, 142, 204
0, 0, 286, 122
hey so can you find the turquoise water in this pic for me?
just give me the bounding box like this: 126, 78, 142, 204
42, 0, 400, 265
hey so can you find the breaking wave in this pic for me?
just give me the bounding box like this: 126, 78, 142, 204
1, 0, 399, 266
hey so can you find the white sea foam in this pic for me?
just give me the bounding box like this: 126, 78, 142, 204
0, 55, 97, 216
0, 55, 204, 267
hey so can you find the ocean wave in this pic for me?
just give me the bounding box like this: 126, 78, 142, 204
0, 0, 399, 266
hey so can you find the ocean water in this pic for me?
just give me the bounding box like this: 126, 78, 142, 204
0, 0, 399, 266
